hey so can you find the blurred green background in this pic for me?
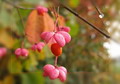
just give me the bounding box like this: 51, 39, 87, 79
0, 0, 120, 84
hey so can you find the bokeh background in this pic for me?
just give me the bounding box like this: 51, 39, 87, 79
0, 0, 120, 84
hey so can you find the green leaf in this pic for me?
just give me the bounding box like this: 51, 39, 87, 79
66, 16, 79, 37
69, 0, 80, 8
44, 45, 53, 58
0, 7, 11, 27
23, 52, 38, 71
20, 71, 45, 84
8, 57, 22, 74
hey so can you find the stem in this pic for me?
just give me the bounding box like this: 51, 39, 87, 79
54, 56, 58, 66
60, 4, 110, 39
3, 0, 34, 10
16, 7, 26, 48
90, 0, 105, 25
90, 0, 103, 16
16, 7, 25, 31
52, 7, 59, 32
21, 41, 24, 48
3, 0, 110, 39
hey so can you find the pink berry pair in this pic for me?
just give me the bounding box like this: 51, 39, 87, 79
0, 48, 7, 58
31, 42, 45, 52
15, 42, 45, 58
40, 26, 71, 47
43, 64, 67, 82
15, 48, 29, 58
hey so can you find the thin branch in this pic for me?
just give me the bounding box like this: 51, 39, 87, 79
60, 3, 110, 39
90, 0, 104, 18
16, 7, 26, 48
54, 56, 58, 67
3, 0, 34, 10
90, 0, 105, 26
16, 7, 25, 29
3, 0, 111, 39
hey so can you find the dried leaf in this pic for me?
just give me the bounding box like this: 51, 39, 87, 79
25, 10, 54, 44
0, 29, 15, 48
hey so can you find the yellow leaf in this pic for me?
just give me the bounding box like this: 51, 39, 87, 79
0, 29, 15, 48
3, 75, 14, 84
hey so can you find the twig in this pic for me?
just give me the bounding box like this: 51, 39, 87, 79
3, 0, 34, 10
90, 0, 104, 18
60, 3, 110, 39
16, 7, 25, 29
54, 56, 58, 66
3, 0, 110, 39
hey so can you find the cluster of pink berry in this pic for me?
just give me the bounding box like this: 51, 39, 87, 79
41, 26, 71, 47
31, 42, 45, 52
43, 64, 67, 82
14, 6, 71, 82
40, 25, 71, 82
0, 48, 7, 58
14, 6, 48, 58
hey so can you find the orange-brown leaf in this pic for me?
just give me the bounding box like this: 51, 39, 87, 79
25, 10, 54, 44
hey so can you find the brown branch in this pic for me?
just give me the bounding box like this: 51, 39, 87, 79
3, 0, 111, 39
60, 3, 110, 39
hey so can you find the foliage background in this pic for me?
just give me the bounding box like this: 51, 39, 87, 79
0, 0, 120, 84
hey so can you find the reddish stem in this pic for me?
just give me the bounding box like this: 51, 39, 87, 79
21, 41, 24, 49
54, 56, 58, 67
53, 14, 59, 32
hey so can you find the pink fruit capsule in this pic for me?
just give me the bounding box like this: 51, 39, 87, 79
15, 48, 21, 56
43, 64, 55, 78
57, 26, 70, 32
57, 66, 67, 74
58, 69, 66, 82
37, 42, 45, 47
49, 68, 59, 80
15, 48, 29, 58
31, 44, 37, 51
0, 48, 7, 58
43, 71, 48, 77
40, 30, 71, 47
54, 33, 66, 47
21, 48, 29, 57
36, 6, 48, 15
43, 64, 55, 73
40, 32, 55, 43
31, 42, 45, 52
58, 31, 71, 43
